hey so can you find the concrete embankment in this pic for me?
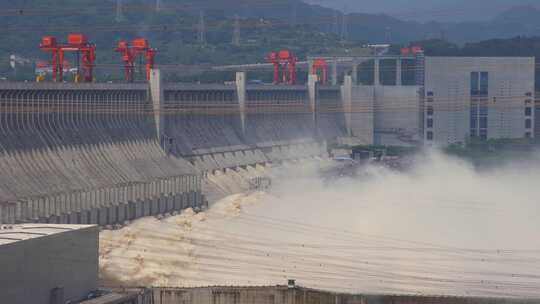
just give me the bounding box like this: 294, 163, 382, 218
0, 84, 202, 225
121, 286, 540, 304
0, 75, 340, 225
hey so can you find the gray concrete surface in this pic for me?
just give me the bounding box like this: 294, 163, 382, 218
135, 286, 540, 304
0, 224, 99, 304
0, 74, 360, 225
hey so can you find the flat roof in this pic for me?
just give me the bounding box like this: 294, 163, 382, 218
0, 224, 96, 246
79, 293, 138, 304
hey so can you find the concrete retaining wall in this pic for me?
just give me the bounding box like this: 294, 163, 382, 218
188, 142, 325, 173
142, 286, 538, 304
0, 225, 99, 304
0, 80, 341, 224
0, 175, 204, 225
0, 88, 204, 225
163, 77, 345, 158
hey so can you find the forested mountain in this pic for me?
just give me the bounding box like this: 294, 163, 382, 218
0, 0, 344, 81
408, 37, 540, 89
305, 0, 539, 22
1, 0, 540, 82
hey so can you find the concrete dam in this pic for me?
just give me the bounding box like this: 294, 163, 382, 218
0, 72, 366, 226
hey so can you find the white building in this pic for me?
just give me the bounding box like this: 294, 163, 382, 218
424, 57, 535, 145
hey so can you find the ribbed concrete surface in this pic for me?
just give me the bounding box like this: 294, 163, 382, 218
317, 113, 348, 139
167, 114, 247, 156
0, 93, 201, 225
244, 114, 316, 147
0, 85, 338, 225
0, 112, 196, 201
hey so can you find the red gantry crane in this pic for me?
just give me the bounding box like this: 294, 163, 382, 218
39, 36, 61, 82
115, 38, 156, 82
311, 58, 328, 85
400, 46, 424, 56
39, 34, 96, 82
267, 50, 297, 85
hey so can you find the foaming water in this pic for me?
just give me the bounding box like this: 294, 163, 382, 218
99, 151, 540, 298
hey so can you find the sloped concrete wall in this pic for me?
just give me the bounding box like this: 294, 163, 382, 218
244, 113, 316, 147
0, 88, 203, 225
166, 114, 246, 156
0, 80, 345, 224
317, 87, 348, 139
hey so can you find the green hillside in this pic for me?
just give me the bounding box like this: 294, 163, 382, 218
2, 0, 540, 83
409, 37, 540, 90
0, 0, 354, 81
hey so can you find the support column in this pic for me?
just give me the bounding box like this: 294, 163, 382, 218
396, 59, 402, 86
341, 75, 374, 145
236, 72, 246, 135
332, 59, 338, 85
351, 62, 358, 85
307, 59, 314, 77
149, 69, 164, 142
374, 59, 380, 86
308, 74, 319, 132
341, 75, 353, 136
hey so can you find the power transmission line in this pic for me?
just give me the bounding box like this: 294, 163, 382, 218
232, 15, 241, 46
333, 11, 339, 36
385, 27, 392, 43
198, 10, 206, 44
340, 9, 348, 42
115, 0, 124, 23
291, 2, 298, 27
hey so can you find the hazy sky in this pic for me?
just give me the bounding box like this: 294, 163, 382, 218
305, 0, 539, 22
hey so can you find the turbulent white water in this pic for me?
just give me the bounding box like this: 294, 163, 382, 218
99, 151, 540, 298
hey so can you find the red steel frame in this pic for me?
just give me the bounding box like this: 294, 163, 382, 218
311, 58, 328, 85
39, 34, 96, 82
267, 50, 297, 85
115, 38, 157, 82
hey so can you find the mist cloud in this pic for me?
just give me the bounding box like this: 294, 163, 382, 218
100, 150, 540, 298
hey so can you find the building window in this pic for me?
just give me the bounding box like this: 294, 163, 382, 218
427, 118, 433, 128
427, 97, 434, 103
471, 104, 478, 116
479, 129, 488, 140
525, 107, 532, 116
525, 99, 532, 104
479, 105, 488, 116
427, 91, 434, 96
526, 119, 532, 129
427, 106, 434, 116
525, 132, 532, 138
470, 72, 488, 96
480, 72, 489, 95
479, 117, 487, 129
426, 131, 433, 141
526, 92, 533, 97
470, 117, 477, 132
470, 72, 479, 95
